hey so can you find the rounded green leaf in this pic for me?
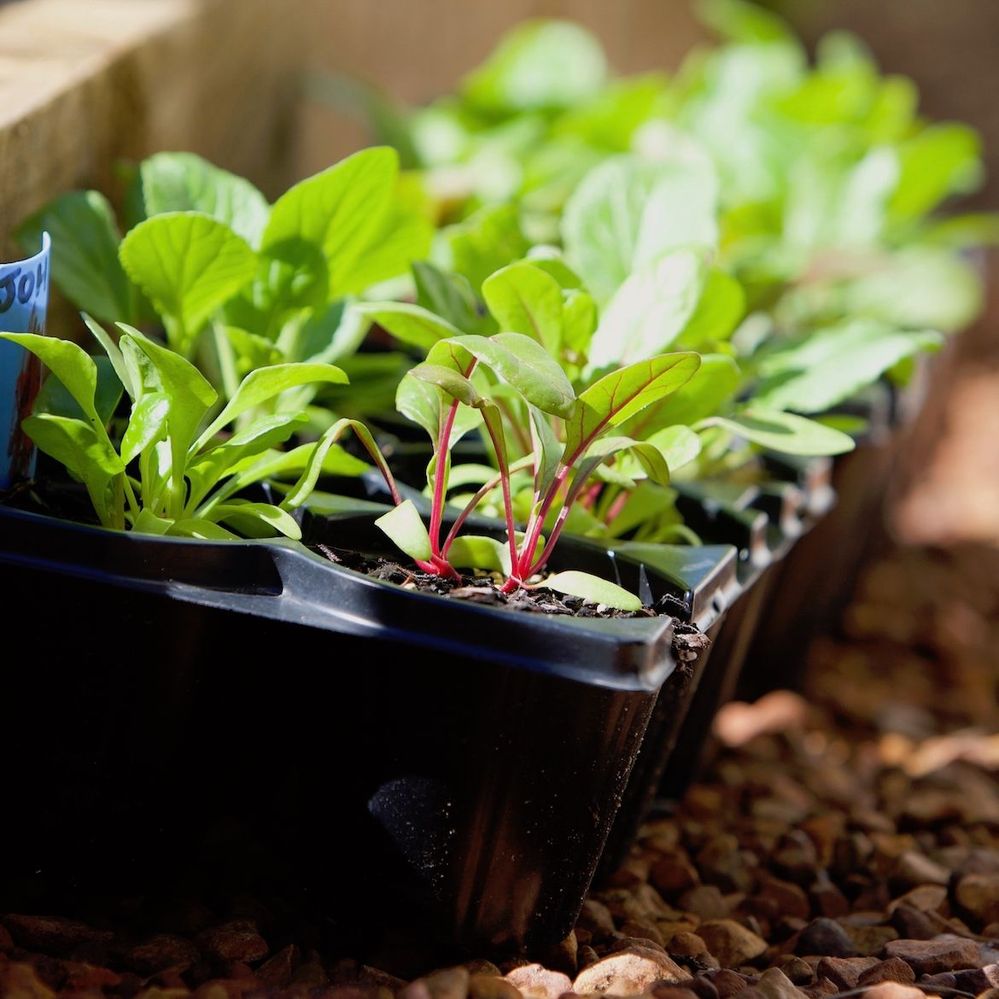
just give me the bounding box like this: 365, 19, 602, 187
714, 409, 855, 456
482, 261, 563, 353
119, 212, 257, 349
0, 333, 98, 422
355, 301, 464, 350
375, 499, 432, 562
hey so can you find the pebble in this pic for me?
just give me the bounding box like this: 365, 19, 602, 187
681, 886, 730, 922
860, 984, 925, 999
956, 873, 999, 925
469, 973, 523, 999
196, 920, 268, 964
1, 914, 113, 955
697, 922, 767, 969
889, 850, 951, 890
812, 956, 878, 989
572, 946, 691, 995
884, 935, 982, 974
504, 963, 572, 999
857, 957, 917, 986
255, 944, 299, 988
793, 919, 856, 958
755, 967, 807, 999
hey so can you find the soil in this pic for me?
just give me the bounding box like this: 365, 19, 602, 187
313, 543, 661, 619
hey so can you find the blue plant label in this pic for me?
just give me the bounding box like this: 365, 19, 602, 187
0, 232, 51, 490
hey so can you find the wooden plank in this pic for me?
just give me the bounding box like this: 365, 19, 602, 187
0, 0, 308, 257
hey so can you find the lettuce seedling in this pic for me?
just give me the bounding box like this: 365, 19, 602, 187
361, 330, 702, 609
0, 319, 389, 539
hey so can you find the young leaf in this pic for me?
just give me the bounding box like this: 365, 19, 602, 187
120, 392, 170, 464
375, 498, 433, 562
261, 146, 398, 294
140, 152, 270, 246
413, 261, 482, 331
588, 250, 705, 367
456, 332, 576, 417
563, 155, 719, 301
0, 333, 99, 423
711, 409, 855, 455
17, 191, 133, 323
541, 570, 642, 611
754, 321, 942, 414
482, 261, 563, 353
354, 301, 464, 350
461, 19, 607, 114
446, 203, 531, 292
628, 353, 741, 432
119, 212, 257, 352
82, 314, 135, 401
410, 363, 483, 408
212, 500, 302, 540
564, 352, 701, 460
193, 361, 349, 449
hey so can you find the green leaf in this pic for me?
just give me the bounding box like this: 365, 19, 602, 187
21, 414, 121, 525
17, 191, 132, 323
712, 409, 855, 456
410, 362, 482, 408
120, 391, 170, 464
530, 404, 562, 499
482, 261, 563, 353
414, 261, 481, 331
676, 268, 745, 348
119, 212, 257, 353
340, 198, 433, 294
889, 123, 983, 223
140, 152, 270, 246
132, 509, 175, 536
375, 498, 432, 562
447, 534, 508, 572
755, 321, 943, 414
581, 435, 672, 488
118, 324, 217, 460
541, 570, 642, 611
446, 203, 530, 292
34, 355, 122, 426
455, 332, 576, 418
193, 361, 348, 450
170, 518, 239, 540
563, 155, 719, 302
645, 425, 702, 471
0, 333, 99, 422
355, 301, 464, 350
262, 147, 398, 295
588, 250, 706, 367
697, 0, 793, 41
213, 500, 302, 540
565, 353, 701, 460
82, 314, 135, 401
461, 19, 607, 113
629, 353, 741, 432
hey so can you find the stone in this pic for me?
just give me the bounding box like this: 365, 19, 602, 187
0, 924, 13, 953
890, 851, 951, 892
197, 920, 268, 964
755, 968, 807, 999
256, 945, 300, 989
697, 836, 754, 893
681, 886, 730, 922
857, 958, 917, 987
952, 965, 999, 993
758, 879, 810, 922
888, 885, 948, 914
653, 855, 702, 897
808, 879, 848, 920
709, 970, 751, 998
505, 964, 573, 999
884, 935, 982, 974
686, 976, 720, 999
469, 973, 523, 999
698, 921, 768, 969
793, 919, 856, 958
956, 874, 999, 925
772, 833, 819, 886
126, 933, 200, 974
577, 901, 616, 940
1, 915, 113, 955
541, 933, 578, 976
889, 904, 937, 940
0, 962, 57, 999
402, 968, 470, 999
620, 919, 665, 948
290, 952, 329, 988
843, 923, 898, 957
812, 957, 878, 989
920, 971, 958, 992
669, 933, 709, 957
607, 858, 652, 889
860, 984, 925, 999
774, 957, 814, 986
572, 946, 691, 996
649, 989, 699, 999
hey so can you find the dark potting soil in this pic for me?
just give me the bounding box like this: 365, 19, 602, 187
312, 543, 660, 619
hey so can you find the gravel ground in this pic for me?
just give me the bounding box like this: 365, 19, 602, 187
1, 542, 997, 999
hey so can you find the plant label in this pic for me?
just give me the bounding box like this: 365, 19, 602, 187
0, 233, 51, 490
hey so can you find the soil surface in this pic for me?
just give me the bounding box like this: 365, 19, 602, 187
2, 544, 996, 998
